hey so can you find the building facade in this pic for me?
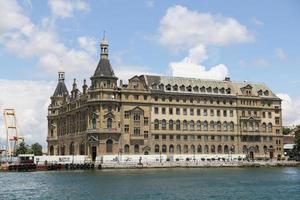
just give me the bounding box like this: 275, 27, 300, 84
47, 38, 283, 160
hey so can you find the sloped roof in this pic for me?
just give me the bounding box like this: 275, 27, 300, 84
53, 81, 68, 97
93, 58, 116, 78
142, 75, 279, 99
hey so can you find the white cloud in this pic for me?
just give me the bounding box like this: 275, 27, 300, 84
276, 93, 300, 126
275, 48, 287, 60
0, 0, 96, 76
159, 5, 253, 51
78, 36, 97, 54
251, 17, 264, 26
159, 5, 252, 80
253, 58, 269, 67
0, 79, 55, 149
48, 0, 89, 18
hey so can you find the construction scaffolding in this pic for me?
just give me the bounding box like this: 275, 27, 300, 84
3, 109, 23, 157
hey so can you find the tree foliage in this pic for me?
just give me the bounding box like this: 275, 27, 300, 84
282, 127, 291, 135
15, 142, 43, 156
295, 129, 300, 152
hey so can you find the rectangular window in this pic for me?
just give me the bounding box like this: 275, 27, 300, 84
134, 128, 140, 135
210, 109, 214, 116
217, 110, 220, 117
162, 135, 166, 140
204, 109, 207, 116
154, 107, 159, 114
262, 112, 265, 118
134, 95, 139, 100
190, 108, 194, 116
143, 95, 147, 100
144, 132, 148, 139
162, 107, 166, 115
230, 136, 234, 141
211, 136, 215, 141
124, 111, 129, 118
223, 110, 227, 117
176, 108, 180, 115
276, 129, 280, 134
197, 109, 201, 116
183, 108, 187, 115
268, 112, 272, 118
154, 135, 159, 140
170, 135, 174, 140
230, 110, 233, 117
169, 108, 173, 115
144, 117, 148, 125
124, 124, 129, 133
184, 135, 188, 140
275, 117, 280, 125
204, 135, 208, 141
176, 135, 181, 140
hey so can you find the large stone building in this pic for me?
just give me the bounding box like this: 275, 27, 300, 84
47, 38, 283, 161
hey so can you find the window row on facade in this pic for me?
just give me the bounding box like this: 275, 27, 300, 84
154, 120, 235, 132
154, 107, 234, 117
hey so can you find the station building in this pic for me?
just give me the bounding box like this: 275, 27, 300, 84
47, 38, 283, 160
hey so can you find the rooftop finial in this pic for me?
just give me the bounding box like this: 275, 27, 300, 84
100, 31, 109, 59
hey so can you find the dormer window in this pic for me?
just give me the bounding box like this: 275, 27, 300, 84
200, 86, 205, 92
180, 85, 185, 91
152, 83, 157, 90
173, 84, 178, 91
193, 86, 199, 92
207, 87, 212, 93
220, 87, 225, 94
159, 84, 164, 90
187, 85, 192, 92
166, 84, 171, 91
213, 87, 218, 94
257, 90, 263, 96
264, 90, 269, 96
226, 88, 231, 94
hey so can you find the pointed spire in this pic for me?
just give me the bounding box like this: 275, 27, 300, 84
58, 71, 65, 82
53, 71, 68, 97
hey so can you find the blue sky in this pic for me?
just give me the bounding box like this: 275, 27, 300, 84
0, 0, 300, 147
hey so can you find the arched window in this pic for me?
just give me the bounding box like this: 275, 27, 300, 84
268, 123, 272, 132
231, 145, 235, 154
107, 118, 112, 129
197, 145, 202, 153
106, 139, 113, 153
230, 122, 234, 131
204, 145, 209, 153
217, 121, 221, 131
124, 144, 130, 154
191, 145, 195, 153
92, 117, 97, 129
133, 114, 140, 121
169, 145, 174, 153
190, 120, 195, 130
223, 121, 228, 131
183, 145, 188, 154
154, 119, 159, 130
169, 120, 174, 130
210, 121, 215, 131
49, 146, 54, 155
162, 145, 167, 153
255, 122, 259, 131
69, 142, 74, 155
176, 120, 181, 130
134, 144, 139, 154
249, 122, 253, 131
243, 122, 247, 131
196, 120, 201, 131
176, 145, 181, 154
183, 120, 188, 130
262, 123, 266, 132
218, 145, 222, 154
243, 145, 247, 154
155, 145, 160, 153
211, 145, 216, 153
203, 121, 208, 131
162, 119, 166, 130
255, 145, 259, 153
224, 145, 229, 154
61, 145, 65, 155
79, 143, 85, 155
263, 145, 268, 153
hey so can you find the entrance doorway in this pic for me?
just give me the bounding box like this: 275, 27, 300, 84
92, 146, 97, 162
249, 151, 254, 160
269, 151, 274, 159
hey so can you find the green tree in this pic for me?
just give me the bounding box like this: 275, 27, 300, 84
31, 143, 43, 156
295, 129, 300, 152
15, 142, 33, 156
283, 127, 291, 135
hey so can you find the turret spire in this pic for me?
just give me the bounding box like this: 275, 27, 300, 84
100, 32, 109, 59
